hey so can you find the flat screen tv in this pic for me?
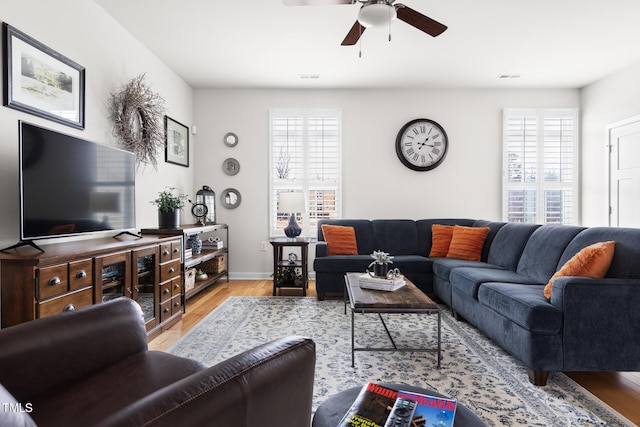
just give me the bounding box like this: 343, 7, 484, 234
19, 121, 136, 242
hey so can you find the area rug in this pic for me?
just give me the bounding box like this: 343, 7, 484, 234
169, 296, 634, 426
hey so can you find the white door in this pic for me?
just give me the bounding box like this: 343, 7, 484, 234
608, 116, 640, 227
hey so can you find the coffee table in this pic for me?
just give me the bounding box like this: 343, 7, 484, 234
312, 383, 487, 427
344, 272, 441, 367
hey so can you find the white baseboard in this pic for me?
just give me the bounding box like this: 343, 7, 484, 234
226, 272, 316, 281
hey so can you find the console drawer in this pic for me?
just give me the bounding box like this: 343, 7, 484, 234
38, 264, 69, 301
69, 259, 93, 291
37, 288, 93, 318
160, 259, 180, 282
160, 280, 172, 303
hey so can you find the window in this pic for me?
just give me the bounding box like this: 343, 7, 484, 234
269, 109, 342, 237
503, 108, 579, 225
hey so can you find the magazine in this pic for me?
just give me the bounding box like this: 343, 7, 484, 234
395, 389, 457, 427
337, 382, 398, 427
358, 274, 406, 291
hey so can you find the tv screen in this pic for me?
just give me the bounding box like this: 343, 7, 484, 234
19, 121, 136, 240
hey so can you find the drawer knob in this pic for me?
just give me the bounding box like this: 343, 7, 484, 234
173, 301, 180, 307
163, 250, 170, 256
174, 284, 180, 289
164, 308, 170, 313
173, 248, 180, 253
63, 304, 75, 312
76, 271, 87, 279
168, 267, 175, 273
164, 288, 170, 294
48, 277, 61, 286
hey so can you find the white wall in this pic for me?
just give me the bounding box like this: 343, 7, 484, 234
0, 0, 195, 249
194, 88, 579, 278
580, 60, 640, 226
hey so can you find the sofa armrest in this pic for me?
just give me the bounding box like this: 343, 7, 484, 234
0, 298, 147, 402
95, 336, 316, 427
550, 277, 640, 370
316, 241, 328, 257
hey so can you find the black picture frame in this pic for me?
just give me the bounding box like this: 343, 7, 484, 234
165, 116, 189, 167
3, 23, 85, 129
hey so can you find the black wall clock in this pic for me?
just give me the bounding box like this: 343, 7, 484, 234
395, 118, 448, 171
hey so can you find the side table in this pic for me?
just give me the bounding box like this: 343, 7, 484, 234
270, 237, 312, 296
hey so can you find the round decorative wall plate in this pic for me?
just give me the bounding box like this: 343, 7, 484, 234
223, 132, 238, 147
221, 188, 241, 209
222, 158, 240, 175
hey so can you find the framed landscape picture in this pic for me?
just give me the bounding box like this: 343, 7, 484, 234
165, 116, 189, 167
3, 23, 85, 129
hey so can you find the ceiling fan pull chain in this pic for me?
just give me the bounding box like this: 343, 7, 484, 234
358, 25, 363, 58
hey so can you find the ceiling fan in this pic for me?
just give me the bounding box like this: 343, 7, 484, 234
282, 0, 447, 46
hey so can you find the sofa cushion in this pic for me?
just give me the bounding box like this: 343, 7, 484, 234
388, 255, 434, 275
432, 258, 500, 281
446, 226, 490, 261
544, 241, 615, 299
314, 255, 374, 273
416, 219, 476, 257
429, 224, 454, 257
478, 283, 563, 334
450, 267, 540, 299
486, 223, 540, 270
471, 220, 507, 261
559, 227, 640, 278
317, 219, 374, 255
30, 351, 206, 427
320, 225, 358, 256
372, 220, 419, 255
516, 225, 585, 284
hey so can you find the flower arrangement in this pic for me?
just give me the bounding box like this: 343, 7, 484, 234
370, 250, 394, 264
151, 187, 188, 212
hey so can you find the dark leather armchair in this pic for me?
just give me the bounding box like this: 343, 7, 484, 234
0, 298, 316, 427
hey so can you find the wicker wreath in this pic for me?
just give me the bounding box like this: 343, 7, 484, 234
109, 74, 165, 169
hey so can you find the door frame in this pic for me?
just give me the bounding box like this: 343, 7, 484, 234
605, 114, 640, 226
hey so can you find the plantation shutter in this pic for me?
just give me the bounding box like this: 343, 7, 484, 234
503, 109, 578, 225
269, 109, 342, 237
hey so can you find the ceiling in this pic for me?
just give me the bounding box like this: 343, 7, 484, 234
96, 0, 640, 90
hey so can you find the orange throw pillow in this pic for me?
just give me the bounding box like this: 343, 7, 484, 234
321, 225, 358, 256
544, 241, 615, 300
429, 224, 454, 257
446, 225, 490, 262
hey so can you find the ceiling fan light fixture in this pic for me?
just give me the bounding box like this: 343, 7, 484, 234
357, 1, 397, 28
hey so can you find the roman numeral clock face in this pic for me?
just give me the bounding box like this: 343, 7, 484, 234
395, 119, 449, 171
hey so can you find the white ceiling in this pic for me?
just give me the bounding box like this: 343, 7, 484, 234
96, 0, 640, 90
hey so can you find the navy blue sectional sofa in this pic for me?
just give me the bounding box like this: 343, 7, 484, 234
313, 218, 640, 385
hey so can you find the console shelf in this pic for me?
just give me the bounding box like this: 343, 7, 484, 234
141, 224, 229, 306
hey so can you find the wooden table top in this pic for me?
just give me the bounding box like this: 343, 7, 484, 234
345, 272, 438, 311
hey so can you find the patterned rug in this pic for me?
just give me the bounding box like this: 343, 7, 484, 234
169, 297, 634, 426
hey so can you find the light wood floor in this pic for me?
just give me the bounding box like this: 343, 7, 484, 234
149, 280, 640, 425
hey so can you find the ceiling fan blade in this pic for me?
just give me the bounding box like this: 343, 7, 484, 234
341, 21, 366, 46
283, 0, 352, 5
396, 4, 447, 37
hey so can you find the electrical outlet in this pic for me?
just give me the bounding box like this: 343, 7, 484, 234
260, 241, 269, 252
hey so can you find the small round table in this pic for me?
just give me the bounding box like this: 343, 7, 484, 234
312, 383, 487, 427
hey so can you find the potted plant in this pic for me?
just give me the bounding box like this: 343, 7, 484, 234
275, 266, 303, 287
368, 250, 394, 277
151, 187, 187, 228
195, 268, 208, 281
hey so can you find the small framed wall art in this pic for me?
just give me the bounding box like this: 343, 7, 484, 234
3, 23, 85, 129
165, 116, 189, 167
